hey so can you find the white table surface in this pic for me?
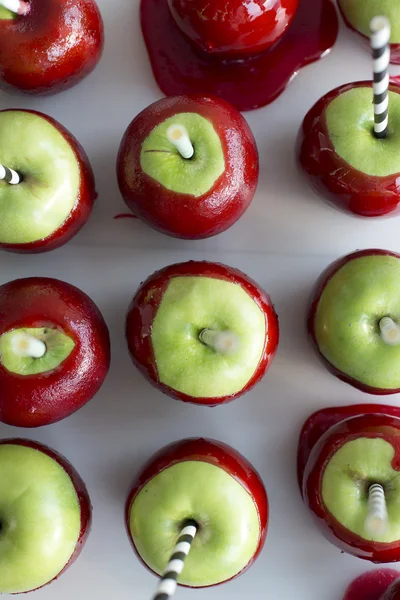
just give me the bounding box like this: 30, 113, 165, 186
2, 2, 400, 598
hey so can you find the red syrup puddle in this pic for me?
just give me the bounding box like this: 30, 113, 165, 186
113, 213, 138, 220
343, 570, 400, 600
140, 0, 339, 111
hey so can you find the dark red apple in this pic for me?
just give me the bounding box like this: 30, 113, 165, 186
0, 0, 104, 94
125, 260, 279, 406
125, 437, 268, 587
342, 569, 400, 600
0, 277, 110, 427
298, 82, 400, 217
117, 95, 259, 239
299, 404, 400, 562
168, 0, 300, 57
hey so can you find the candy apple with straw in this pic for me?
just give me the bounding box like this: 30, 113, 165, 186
117, 95, 259, 239
0, 108, 96, 253
298, 403, 400, 562
0, 276, 110, 427
126, 438, 268, 593
308, 249, 400, 394
0, 0, 104, 94
298, 16, 400, 217
125, 260, 279, 406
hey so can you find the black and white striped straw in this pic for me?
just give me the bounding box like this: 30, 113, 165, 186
365, 483, 388, 537
153, 520, 198, 600
0, 164, 22, 185
370, 16, 391, 139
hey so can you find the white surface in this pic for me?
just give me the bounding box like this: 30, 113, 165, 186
2, 2, 400, 599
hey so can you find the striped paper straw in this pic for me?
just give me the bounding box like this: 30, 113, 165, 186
0, 164, 22, 185
153, 520, 198, 600
370, 16, 391, 139
0, 0, 30, 15
365, 483, 388, 537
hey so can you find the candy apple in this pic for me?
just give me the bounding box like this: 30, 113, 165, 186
338, 0, 400, 64
299, 403, 400, 562
167, 0, 300, 58
0, 109, 96, 253
308, 249, 400, 394
117, 95, 259, 239
0, 276, 110, 427
125, 260, 279, 405
298, 81, 400, 217
343, 569, 400, 600
0, 438, 91, 594
126, 437, 268, 587
0, 0, 104, 94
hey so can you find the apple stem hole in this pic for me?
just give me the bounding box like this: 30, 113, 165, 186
166, 124, 194, 159
199, 329, 240, 355
365, 483, 388, 538
379, 317, 400, 345
10, 333, 47, 359
0, 164, 23, 185
152, 519, 198, 600
370, 16, 390, 139
0, 0, 30, 15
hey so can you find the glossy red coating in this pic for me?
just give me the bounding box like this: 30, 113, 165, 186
0, 277, 110, 427
125, 437, 268, 588
299, 405, 400, 562
0, 438, 92, 592
307, 249, 400, 395
117, 95, 259, 239
298, 81, 400, 217
343, 570, 400, 600
125, 261, 279, 406
140, 0, 338, 112
0, 109, 97, 254
0, 0, 104, 94
168, 0, 299, 57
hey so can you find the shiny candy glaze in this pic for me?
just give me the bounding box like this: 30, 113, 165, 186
0, 0, 104, 94
298, 82, 400, 217
307, 249, 400, 395
0, 438, 92, 592
167, 0, 300, 57
125, 437, 269, 588
0, 277, 111, 427
140, 0, 338, 112
117, 95, 259, 240
298, 405, 400, 562
344, 570, 400, 600
0, 110, 97, 254
125, 261, 279, 406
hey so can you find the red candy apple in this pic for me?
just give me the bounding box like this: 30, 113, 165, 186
343, 569, 400, 600
0, 277, 110, 427
168, 0, 300, 57
0, 0, 104, 94
299, 404, 400, 562
125, 437, 268, 587
117, 95, 259, 239
125, 260, 279, 406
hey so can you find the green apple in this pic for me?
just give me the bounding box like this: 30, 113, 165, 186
0, 441, 86, 594
338, 0, 400, 44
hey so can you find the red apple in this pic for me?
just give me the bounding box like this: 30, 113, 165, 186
117, 95, 259, 239
0, 277, 111, 427
125, 260, 279, 406
125, 437, 268, 587
342, 569, 400, 600
299, 404, 400, 562
167, 0, 300, 57
0, 0, 104, 94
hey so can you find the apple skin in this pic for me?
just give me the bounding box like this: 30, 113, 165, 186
0, 277, 110, 427
125, 260, 279, 406
125, 437, 268, 588
0, 437, 92, 593
0, 109, 96, 254
382, 578, 400, 600
0, 0, 104, 95
117, 95, 259, 240
167, 0, 300, 58
308, 248, 400, 395
298, 81, 400, 217
298, 403, 400, 563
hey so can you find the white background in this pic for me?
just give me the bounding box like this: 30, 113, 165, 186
2, 1, 400, 598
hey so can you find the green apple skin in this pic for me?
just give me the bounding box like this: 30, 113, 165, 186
126, 438, 268, 587
302, 411, 400, 562
0, 438, 91, 594
0, 109, 96, 254
126, 261, 279, 405
309, 249, 400, 394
